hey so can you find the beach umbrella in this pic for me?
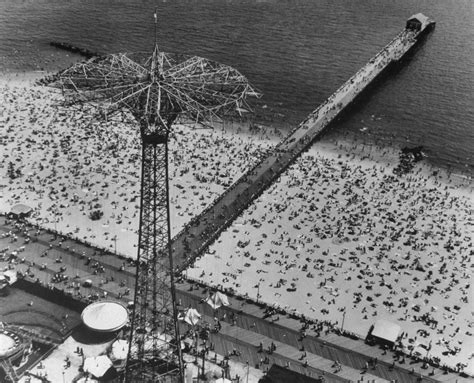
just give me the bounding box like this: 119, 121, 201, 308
110, 339, 129, 360
179, 308, 202, 353
180, 308, 202, 326
205, 292, 230, 310
83, 355, 113, 378
215, 378, 232, 383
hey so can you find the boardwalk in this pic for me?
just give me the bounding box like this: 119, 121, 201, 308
2, 218, 469, 382
175, 281, 468, 383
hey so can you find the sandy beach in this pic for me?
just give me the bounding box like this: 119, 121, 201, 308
187, 139, 473, 374
0, 73, 279, 257
1, 72, 473, 376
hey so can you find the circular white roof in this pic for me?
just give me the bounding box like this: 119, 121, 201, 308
81, 301, 128, 332
0, 333, 17, 357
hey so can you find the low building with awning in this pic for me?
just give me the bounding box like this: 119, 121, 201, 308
367, 319, 401, 347
8, 203, 33, 219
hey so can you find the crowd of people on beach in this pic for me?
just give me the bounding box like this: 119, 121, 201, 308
0, 75, 472, 375
0, 78, 278, 258
188, 143, 473, 372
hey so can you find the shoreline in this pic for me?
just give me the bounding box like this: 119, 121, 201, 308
3, 68, 473, 180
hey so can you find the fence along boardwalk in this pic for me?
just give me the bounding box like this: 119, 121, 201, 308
176, 281, 468, 383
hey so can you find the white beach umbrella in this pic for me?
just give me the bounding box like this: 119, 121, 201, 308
181, 308, 202, 326
9, 203, 33, 216
205, 292, 230, 310
214, 378, 232, 383
83, 355, 113, 378
110, 339, 129, 360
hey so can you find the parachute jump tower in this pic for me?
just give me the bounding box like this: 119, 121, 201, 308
51, 12, 259, 382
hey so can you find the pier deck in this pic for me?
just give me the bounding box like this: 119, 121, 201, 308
171, 19, 435, 273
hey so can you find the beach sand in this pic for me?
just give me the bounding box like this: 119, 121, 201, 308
187, 138, 473, 374
2, 72, 272, 382
0, 73, 279, 258
2, 73, 473, 375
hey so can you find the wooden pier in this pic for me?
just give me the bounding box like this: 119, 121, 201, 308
172, 14, 436, 272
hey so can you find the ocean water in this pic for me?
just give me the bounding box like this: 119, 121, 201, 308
1, 0, 473, 174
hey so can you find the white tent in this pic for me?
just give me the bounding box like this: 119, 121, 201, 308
83, 355, 113, 378
205, 292, 230, 310
371, 319, 401, 344
181, 308, 201, 326
9, 203, 33, 217
110, 339, 128, 360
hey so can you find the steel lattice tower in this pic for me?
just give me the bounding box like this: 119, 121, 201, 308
124, 46, 183, 383
49, 15, 259, 381
127, 136, 182, 381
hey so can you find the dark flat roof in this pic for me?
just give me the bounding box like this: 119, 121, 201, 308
260, 365, 323, 383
